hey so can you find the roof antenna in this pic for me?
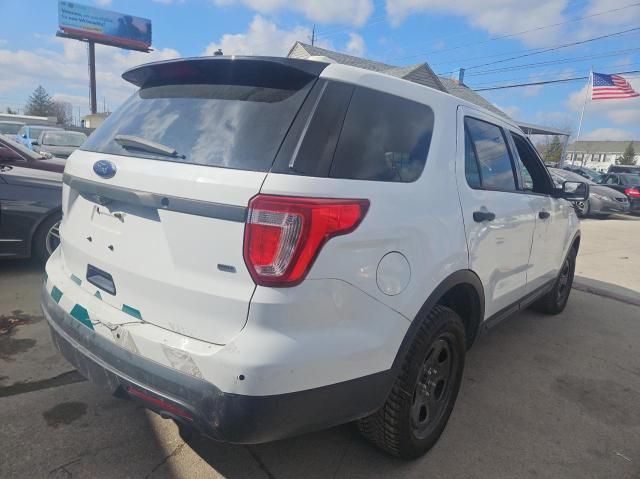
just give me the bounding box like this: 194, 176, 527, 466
311, 24, 316, 46
214, 48, 223, 56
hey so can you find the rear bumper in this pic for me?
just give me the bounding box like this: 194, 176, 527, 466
42, 287, 394, 443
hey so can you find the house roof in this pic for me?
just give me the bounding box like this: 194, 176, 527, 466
288, 42, 446, 93
287, 41, 508, 119
567, 140, 640, 153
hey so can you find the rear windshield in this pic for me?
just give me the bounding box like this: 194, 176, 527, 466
42, 131, 87, 147
0, 123, 23, 135
82, 69, 315, 171
621, 174, 640, 185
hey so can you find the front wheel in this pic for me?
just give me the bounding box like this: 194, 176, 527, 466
358, 305, 466, 459
574, 200, 590, 218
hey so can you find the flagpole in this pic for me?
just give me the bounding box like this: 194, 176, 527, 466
574, 68, 592, 165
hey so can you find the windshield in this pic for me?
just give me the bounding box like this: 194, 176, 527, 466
621, 174, 640, 185
42, 131, 87, 147
0, 122, 24, 135
82, 73, 316, 171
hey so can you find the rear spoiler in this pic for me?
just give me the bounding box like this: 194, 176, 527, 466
122, 56, 330, 88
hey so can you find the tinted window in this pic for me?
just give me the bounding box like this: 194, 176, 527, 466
465, 118, 516, 191
621, 174, 640, 185
464, 129, 481, 188
329, 87, 434, 182
82, 66, 316, 172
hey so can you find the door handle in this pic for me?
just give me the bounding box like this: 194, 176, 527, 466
473, 211, 496, 222
0, 165, 12, 172
538, 211, 550, 219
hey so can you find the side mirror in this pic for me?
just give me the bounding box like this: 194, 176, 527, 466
561, 181, 589, 202
31, 140, 39, 146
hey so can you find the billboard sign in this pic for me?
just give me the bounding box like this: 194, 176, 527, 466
58, 1, 152, 51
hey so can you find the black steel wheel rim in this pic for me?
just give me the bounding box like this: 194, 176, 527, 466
411, 335, 457, 439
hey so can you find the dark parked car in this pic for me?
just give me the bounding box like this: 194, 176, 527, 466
0, 136, 64, 261
598, 173, 640, 213
549, 168, 630, 217
608, 164, 640, 174
36, 130, 87, 159
562, 165, 603, 183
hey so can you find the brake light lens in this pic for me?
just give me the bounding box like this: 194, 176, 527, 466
624, 187, 640, 198
244, 195, 369, 287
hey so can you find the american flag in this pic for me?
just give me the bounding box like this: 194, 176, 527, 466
591, 73, 639, 100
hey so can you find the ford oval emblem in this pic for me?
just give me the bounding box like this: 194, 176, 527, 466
93, 160, 116, 179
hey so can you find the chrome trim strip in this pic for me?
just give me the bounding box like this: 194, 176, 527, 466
63, 173, 247, 223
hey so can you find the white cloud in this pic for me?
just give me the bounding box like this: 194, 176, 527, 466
346, 33, 365, 56
95, 0, 112, 5
495, 104, 520, 118
607, 109, 640, 125
212, 0, 374, 26
0, 36, 180, 114
202, 15, 329, 56
386, 0, 569, 46
581, 127, 636, 141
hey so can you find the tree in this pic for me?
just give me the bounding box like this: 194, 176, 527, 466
51, 100, 72, 126
619, 142, 636, 165
5, 107, 17, 114
543, 135, 564, 165
24, 85, 54, 117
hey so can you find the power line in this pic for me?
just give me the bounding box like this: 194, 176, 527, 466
472, 69, 640, 91
464, 46, 640, 77
386, 1, 640, 63
437, 26, 640, 76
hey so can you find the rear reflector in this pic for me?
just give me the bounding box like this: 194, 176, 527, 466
244, 195, 369, 287
624, 187, 640, 198
126, 385, 193, 421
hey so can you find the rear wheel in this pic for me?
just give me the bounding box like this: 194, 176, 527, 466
358, 305, 465, 459
532, 247, 577, 315
33, 213, 62, 263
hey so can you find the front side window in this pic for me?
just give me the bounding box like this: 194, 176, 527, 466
329, 87, 434, 182
510, 133, 552, 194
465, 117, 516, 191
605, 176, 619, 185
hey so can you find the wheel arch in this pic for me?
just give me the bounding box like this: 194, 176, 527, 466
391, 270, 485, 372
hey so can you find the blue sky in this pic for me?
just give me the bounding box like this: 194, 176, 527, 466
1, 0, 639, 140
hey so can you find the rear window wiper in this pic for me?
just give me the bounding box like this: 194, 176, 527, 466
114, 135, 185, 159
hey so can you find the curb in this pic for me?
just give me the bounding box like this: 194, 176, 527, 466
573, 281, 640, 308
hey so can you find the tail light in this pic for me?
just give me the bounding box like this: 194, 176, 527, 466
244, 195, 369, 287
624, 187, 640, 198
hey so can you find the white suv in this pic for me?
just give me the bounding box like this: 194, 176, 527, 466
42, 57, 587, 459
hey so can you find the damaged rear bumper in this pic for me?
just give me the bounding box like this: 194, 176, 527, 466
42, 286, 393, 443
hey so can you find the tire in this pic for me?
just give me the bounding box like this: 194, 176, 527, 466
358, 305, 466, 459
531, 247, 577, 315
33, 213, 62, 263
575, 200, 590, 218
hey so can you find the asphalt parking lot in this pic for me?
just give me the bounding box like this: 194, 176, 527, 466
1, 216, 639, 478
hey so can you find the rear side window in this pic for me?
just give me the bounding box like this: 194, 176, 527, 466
330, 87, 434, 182
465, 117, 516, 191
81, 62, 316, 172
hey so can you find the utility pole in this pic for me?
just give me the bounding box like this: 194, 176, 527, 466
88, 41, 97, 115
311, 25, 316, 46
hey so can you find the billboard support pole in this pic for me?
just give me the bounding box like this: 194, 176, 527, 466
88, 41, 97, 115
